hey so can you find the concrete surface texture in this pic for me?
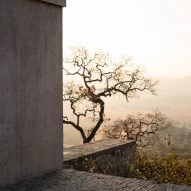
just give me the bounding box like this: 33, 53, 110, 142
39, 0, 66, 7
1, 169, 191, 191
0, 0, 65, 185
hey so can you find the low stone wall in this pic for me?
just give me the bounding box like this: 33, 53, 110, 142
64, 139, 136, 175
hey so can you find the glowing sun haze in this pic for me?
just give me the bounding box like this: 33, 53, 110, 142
62, 0, 191, 78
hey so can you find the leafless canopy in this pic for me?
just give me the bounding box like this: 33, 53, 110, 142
63, 47, 158, 143
103, 112, 170, 147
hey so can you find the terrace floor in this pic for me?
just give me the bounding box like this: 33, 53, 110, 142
1, 140, 191, 191
1, 169, 191, 191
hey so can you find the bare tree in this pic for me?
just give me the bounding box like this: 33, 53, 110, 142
63, 47, 158, 144
103, 112, 170, 147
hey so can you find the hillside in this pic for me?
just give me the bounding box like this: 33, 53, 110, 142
64, 76, 191, 146
105, 75, 191, 123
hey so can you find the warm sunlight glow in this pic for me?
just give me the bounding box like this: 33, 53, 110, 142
63, 0, 191, 77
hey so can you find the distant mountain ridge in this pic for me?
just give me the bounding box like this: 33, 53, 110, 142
64, 75, 191, 147
105, 75, 191, 123
157, 75, 191, 97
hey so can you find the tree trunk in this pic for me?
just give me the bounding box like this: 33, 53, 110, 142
86, 99, 104, 143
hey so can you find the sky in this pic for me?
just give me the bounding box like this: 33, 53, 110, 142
62, 0, 191, 78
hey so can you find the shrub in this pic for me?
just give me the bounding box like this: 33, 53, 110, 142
130, 151, 191, 185
65, 151, 191, 186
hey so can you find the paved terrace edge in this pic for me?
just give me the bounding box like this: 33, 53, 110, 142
1, 169, 191, 191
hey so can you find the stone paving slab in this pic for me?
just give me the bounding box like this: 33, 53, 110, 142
1, 169, 191, 191
64, 139, 135, 162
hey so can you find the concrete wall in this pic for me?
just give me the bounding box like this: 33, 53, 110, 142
0, 0, 65, 185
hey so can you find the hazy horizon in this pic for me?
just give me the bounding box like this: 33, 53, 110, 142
63, 0, 191, 78
62, 0, 191, 147
64, 75, 191, 147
